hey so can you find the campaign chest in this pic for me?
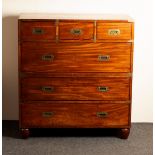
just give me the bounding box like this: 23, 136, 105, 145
18, 14, 134, 139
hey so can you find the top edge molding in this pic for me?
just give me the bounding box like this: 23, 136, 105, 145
19, 13, 134, 22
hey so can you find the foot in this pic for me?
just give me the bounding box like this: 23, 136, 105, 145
117, 128, 130, 139
20, 128, 30, 139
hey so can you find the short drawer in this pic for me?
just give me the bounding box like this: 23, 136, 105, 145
21, 77, 130, 101
97, 23, 132, 40
21, 42, 131, 72
19, 21, 56, 41
59, 21, 94, 41
20, 103, 130, 128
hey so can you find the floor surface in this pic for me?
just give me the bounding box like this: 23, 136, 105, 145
2, 122, 153, 155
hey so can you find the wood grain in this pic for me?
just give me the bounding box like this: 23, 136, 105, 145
21, 100, 131, 104
21, 42, 131, 72
59, 21, 94, 41
21, 77, 130, 101
20, 21, 56, 41
20, 103, 129, 128
18, 18, 134, 136
97, 23, 132, 40
20, 72, 132, 78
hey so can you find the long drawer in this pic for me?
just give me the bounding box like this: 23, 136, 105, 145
21, 43, 131, 72
21, 77, 130, 101
20, 103, 130, 128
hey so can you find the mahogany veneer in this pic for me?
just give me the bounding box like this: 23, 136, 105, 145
59, 21, 94, 40
20, 21, 56, 41
21, 43, 131, 73
20, 103, 130, 128
18, 14, 134, 139
97, 23, 132, 40
21, 77, 130, 101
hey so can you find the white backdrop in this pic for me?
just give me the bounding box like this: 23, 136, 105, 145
2, 0, 153, 122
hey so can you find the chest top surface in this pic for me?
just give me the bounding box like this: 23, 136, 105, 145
19, 13, 133, 22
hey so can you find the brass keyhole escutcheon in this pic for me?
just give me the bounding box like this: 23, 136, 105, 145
42, 112, 54, 117
97, 112, 108, 118
70, 28, 82, 35
42, 54, 54, 61
97, 86, 109, 92
41, 86, 54, 93
98, 55, 110, 61
32, 28, 44, 34
108, 29, 120, 36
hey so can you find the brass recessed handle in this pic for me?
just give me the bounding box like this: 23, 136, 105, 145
97, 112, 108, 118
98, 55, 110, 61
70, 28, 82, 35
97, 86, 109, 92
42, 112, 54, 117
42, 54, 54, 61
108, 29, 120, 36
42, 86, 54, 93
32, 28, 44, 34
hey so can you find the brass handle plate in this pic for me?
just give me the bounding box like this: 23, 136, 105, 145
42, 86, 54, 93
98, 55, 110, 61
32, 28, 44, 34
70, 28, 82, 35
42, 54, 54, 61
108, 29, 120, 36
97, 86, 109, 92
42, 112, 54, 117
97, 112, 108, 118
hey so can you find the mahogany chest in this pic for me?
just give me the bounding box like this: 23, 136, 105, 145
18, 14, 134, 139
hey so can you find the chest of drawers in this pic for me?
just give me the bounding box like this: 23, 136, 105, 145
18, 14, 134, 139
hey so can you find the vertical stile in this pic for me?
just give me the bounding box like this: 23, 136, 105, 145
94, 20, 97, 43
55, 19, 59, 43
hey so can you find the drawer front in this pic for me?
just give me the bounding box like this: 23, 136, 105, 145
97, 23, 132, 40
59, 21, 94, 41
21, 77, 130, 101
20, 103, 130, 128
21, 43, 131, 72
20, 21, 56, 41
